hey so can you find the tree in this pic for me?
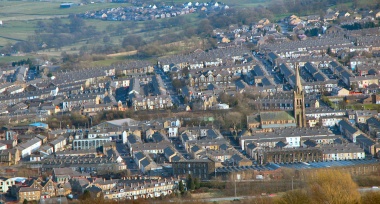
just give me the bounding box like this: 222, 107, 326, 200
361, 191, 380, 204
275, 189, 311, 204
178, 180, 185, 193
103, 35, 110, 43
187, 174, 195, 191
277, 169, 361, 204
194, 177, 200, 189
197, 19, 213, 37
23, 199, 28, 204
79, 190, 91, 200
307, 169, 360, 204
69, 15, 85, 33
172, 79, 184, 90
327, 46, 332, 56
182, 66, 190, 78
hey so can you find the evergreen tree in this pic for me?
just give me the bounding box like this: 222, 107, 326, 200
187, 174, 195, 190
326, 46, 332, 55
179, 180, 185, 193
23, 199, 28, 204
79, 190, 91, 200
187, 174, 192, 189
194, 177, 201, 189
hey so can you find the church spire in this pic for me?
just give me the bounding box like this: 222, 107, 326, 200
295, 63, 303, 93
293, 62, 306, 128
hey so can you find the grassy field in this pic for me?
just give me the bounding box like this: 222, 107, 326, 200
0, 1, 130, 20
0, 54, 35, 63
0, 20, 37, 45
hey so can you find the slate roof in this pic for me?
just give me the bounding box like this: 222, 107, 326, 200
276, 141, 287, 148
329, 61, 340, 68
134, 152, 145, 161
219, 143, 229, 150
339, 120, 358, 135
356, 134, 375, 146
191, 145, 201, 153
127, 135, 137, 144
261, 77, 274, 86
152, 132, 165, 142
230, 154, 244, 163
260, 111, 295, 121
141, 158, 150, 167
206, 129, 218, 139
367, 117, 380, 127
268, 52, 278, 60
171, 155, 181, 162
303, 139, 318, 147
164, 147, 175, 157
181, 133, 190, 142
253, 65, 265, 76
320, 143, 363, 154
314, 72, 327, 81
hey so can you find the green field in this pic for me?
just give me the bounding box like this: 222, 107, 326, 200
0, 55, 35, 63
0, 1, 130, 20
0, 20, 37, 45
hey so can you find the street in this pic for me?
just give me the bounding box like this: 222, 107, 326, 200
154, 65, 181, 106
255, 54, 284, 86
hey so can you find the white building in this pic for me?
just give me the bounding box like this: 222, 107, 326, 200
0, 177, 15, 193
17, 138, 42, 158
320, 116, 345, 127
0, 143, 7, 150
285, 136, 301, 148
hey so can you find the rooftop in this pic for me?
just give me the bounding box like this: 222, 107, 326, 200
260, 111, 295, 121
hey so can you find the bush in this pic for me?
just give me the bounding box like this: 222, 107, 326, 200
361, 191, 380, 204
354, 175, 380, 187
200, 181, 226, 189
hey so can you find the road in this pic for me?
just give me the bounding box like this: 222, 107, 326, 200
170, 138, 190, 159
358, 187, 380, 193
254, 54, 284, 86
154, 65, 181, 106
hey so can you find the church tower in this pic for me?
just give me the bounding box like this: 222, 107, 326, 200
293, 63, 306, 127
